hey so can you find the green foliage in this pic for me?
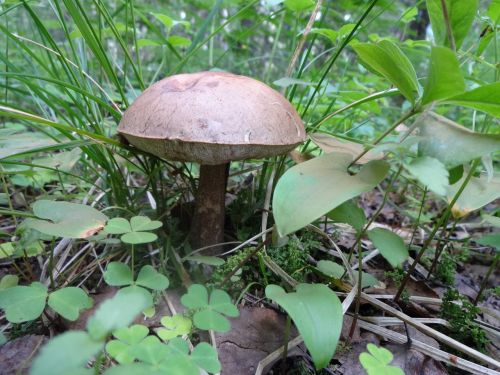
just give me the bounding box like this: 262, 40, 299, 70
404, 156, 449, 196
352, 40, 420, 103
441, 289, 487, 351
181, 284, 239, 332
106, 325, 150, 364
273, 152, 389, 236
157, 315, 192, 341
103, 262, 169, 291
24, 200, 108, 239
266, 283, 343, 370
327, 199, 366, 232
104, 216, 162, 244
359, 343, 404, 375
0, 282, 92, 323
317, 260, 379, 289
367, 228, 408, 268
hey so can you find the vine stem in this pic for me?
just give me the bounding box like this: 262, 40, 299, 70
473, 251, 499, 305
349, 108, 417, 168
394, 160, 480, 302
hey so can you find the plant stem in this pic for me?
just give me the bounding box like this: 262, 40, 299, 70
349, 108, 416, 168
131, 243, 135, 277
474, 251, 499, 305
281, 315, 291, 375
394, 160, 479, 302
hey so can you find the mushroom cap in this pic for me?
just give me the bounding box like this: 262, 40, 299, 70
118, 71, 306, 165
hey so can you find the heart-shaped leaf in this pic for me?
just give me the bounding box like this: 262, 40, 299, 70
359, 343, 404, 375
104, 262, 134, 287
0, 282, 47, 323
130, 216, 163, 232
30, 331, 104, 375
367, 228, 408, 268
157, 315, 192, 341
266, 283, 343, 370
87, 286, 153, 341
25, 200, 108, 239
121, 232, 158, 245
104, 218, 131, 234
106, 325, 149, 364
135, 265, 169, 291
47, 287, 93, 321
180, 284, 239, 332
190, 342, 221, 374
418, 112, 500, 168
273, 152, 390, 237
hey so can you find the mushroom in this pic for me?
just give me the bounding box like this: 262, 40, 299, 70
118, 71, 305, 253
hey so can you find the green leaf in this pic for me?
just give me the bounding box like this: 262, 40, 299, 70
316, 260, 379, 288
104, 262, 134, 287
352, 40, 420, 103
152, 13, 173, 28
487, 0, 500, 24
418, 112, 500, 168
404, 156, 449, 196
157, 315, 192, 341
359, 343, 404, 375
180, 284, 238, 332
367, 228, 408, 268
0, 274, 18, 290
167, 35, 191, 47
135, 265, 169, 291
104, 218, 131, 234
477, 234, 500, 249
482, 214, 500, 227
25, 200, 107, 239
130, 216, 162, 232
284, 0, 314, 12
441, 82, 500, 117
448, 174, 500, 218
309, 28, 338, 43
273, 77, 315, 88
327, 200, 366, 232
273, 152, 390, 237
106, 325, 149, 364
426, 0, 478, 49
121, 231, 158, 244
191, 342, 221, 374
266, 284, 343, 370
30, 331, 103, 375
47, 287, 93, 321
184, 255, 225, 266
137, 38, 161, 47
0, 282, 47, 323
87, 287, 153, 341
310, 133, 384, 164
422, 46, 465, 104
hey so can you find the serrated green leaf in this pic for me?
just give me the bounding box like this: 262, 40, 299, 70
48, 287, 92, 321
135, 265, 169, 291
266, 284, 343, 370
104, 262, 133, 287
367, 228, 408, 268
352, 40, 420, 103
273, 152, 390, 237
0, 282, 47, 323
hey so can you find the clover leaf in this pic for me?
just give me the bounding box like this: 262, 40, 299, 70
0, 282, 47, 323
47, 287, 93, 321
104, 262, 169, 291
106, 325, 150, 364
104, 216, 162, 244
359, 344, 404, 375
180, 284, 239, 332
157, 315, 192, 341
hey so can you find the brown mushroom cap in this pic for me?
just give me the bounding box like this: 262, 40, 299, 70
118, 71, 306, 165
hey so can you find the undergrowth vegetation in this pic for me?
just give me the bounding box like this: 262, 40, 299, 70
0, 0, 499, 374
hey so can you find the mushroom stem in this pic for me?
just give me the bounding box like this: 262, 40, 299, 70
191, 163, 229, 254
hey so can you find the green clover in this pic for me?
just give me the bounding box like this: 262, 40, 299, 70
104, 216, 162, 244
157, 315, 192, 341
